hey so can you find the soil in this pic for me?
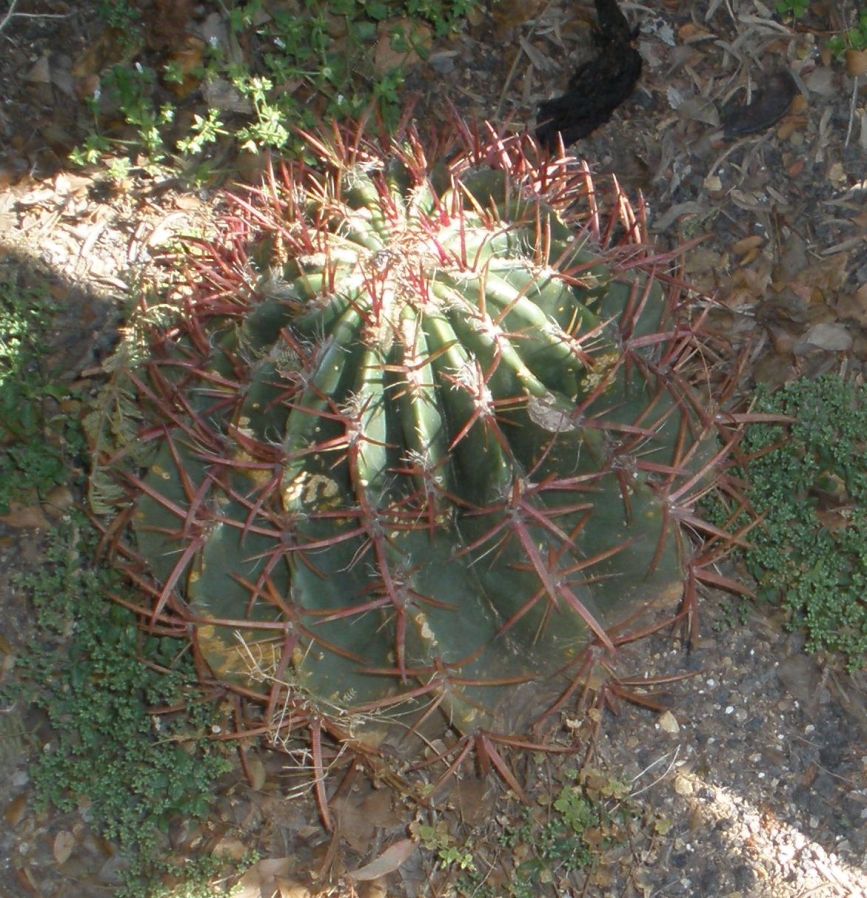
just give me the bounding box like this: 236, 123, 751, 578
1, 1, 866, 897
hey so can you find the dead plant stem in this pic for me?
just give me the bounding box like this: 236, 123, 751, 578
0, 0, 73, 34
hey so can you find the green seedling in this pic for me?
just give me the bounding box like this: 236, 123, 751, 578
0, 266, 81, 514
71, 0, 483, 175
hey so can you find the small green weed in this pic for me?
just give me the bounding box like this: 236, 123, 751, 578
776, 1, 867, 57
97, 0, 144, 45
411, 820, 477, 873
8, 516, 234, 897
500, 786, 597, 897
776, 0, 809, 20
415, 771, 627, 897
73, 0, 482, 175
711, 374, 867, 670
0, 266, 82, 514
829, 9, 867, 56
711, 594, 752, 633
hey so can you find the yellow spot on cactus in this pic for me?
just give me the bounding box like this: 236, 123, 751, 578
460, 707, 477, 725
283, 472, 341, 510
306, 474, 339, 504
197, 625, 240, 678
582, 352, 619, 393
282, 474, 305, 508
414, 612, 436, 644
234, 445, 271, 488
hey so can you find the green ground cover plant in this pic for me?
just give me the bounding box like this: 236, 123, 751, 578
6, 516, 235, 897
0, 263, 241, 895
0, 266, 82, 515
713, 374, 867, 670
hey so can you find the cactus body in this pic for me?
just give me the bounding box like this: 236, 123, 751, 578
111, 128, 728, 771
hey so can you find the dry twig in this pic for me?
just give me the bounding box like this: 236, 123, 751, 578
0, 0, 73, 35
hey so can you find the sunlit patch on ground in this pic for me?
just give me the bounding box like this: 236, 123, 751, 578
674, 770, 867, 897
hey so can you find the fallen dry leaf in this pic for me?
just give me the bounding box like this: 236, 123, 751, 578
334, 795, 376, 853
730, 234, 765, 257
4, 795, 27, 827
359, 881, 388, 898
453, 775, 494, 826
144, 0, 195, 50
846, 48, 867, 77
794, 322, 853, 354
836, 283, 867, 327
71, 28, 130, 79
491, 0, 548, 38
26, 55, 52, 85
212, 836, 249, 861
53, 830, 76, 865
273, 878, 313, 898
346, 838, 415, 882
0, 502, 51, 530
658, 710, 680, 734
582, 826, 607, 849
727, 261, 773, 307
816, 508, 854, 533
373, 19, 432, 74
43, 485, 75, 520
673, 773, 694, 796
245, 752, 267, 791
357, 788, 400, 829
234, 857, 294, 898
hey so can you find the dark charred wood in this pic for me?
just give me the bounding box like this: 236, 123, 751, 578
536, 0, 642, 150
593, 0, 635, 48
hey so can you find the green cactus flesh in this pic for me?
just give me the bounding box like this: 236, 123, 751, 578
124, 133, 718, 753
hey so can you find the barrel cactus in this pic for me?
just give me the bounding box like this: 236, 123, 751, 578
100, 123, 741, 808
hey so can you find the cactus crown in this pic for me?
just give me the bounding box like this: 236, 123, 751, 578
99, 122, 743, 812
